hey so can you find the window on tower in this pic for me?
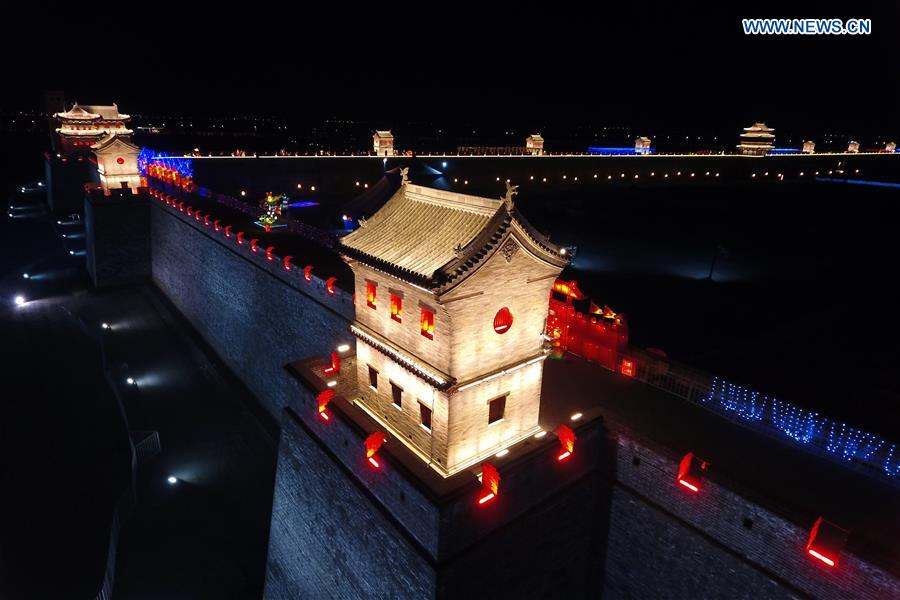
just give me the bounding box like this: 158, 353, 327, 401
391, 381, 403, 408
420, 403, 432, 431
368, 365, 378, 390
488, 395, 507, 424
366, 280, 377, 309
390, 293, 402, 322
421, 308, 434, 340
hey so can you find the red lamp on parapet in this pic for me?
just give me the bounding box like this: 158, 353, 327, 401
806, 517, 848, 568
478, 463, 500, 505
557, 424, 576, 461
323, 352, 340, 375
677, 452, 708, 493
317, 389, 335, 421
365, 431, 385, 469
304, 265, 314, 281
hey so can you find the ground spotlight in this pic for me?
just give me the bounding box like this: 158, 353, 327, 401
22, 273, 29, 279
126, 377, 136, 385
14, 295, 25, 306
101, 322, 110, 330
167, 476, 178, 485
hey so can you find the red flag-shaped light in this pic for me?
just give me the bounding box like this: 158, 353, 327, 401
557, 424, 575, 461
317, 389, 335, 421
478, 463, 500, 505
323, 351, 340, 375
365, 431, 385, 469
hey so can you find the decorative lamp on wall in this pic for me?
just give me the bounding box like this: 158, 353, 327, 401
557, 424, 575, 461
806, 517, 848, 568
677, 452, 708, 493
478, 463, 501, 505
365, 431, 386, 469
317, 389, 335, 421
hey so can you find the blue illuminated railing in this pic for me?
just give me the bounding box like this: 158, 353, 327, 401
587, 147, 655, 155
618, 348, 899, 482
705, 377, 898, 478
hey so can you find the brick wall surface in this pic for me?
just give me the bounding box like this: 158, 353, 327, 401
150, 201, 353, 419
85, 190, 151, 288
607, 432, 900, 599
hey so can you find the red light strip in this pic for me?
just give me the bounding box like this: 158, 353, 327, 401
368, 456, 380, 469
808, 549, 835, 567
678, 479, 700, 493
478, 492, 496, 505
557, 451, 572, 461
319, 410, 330, 421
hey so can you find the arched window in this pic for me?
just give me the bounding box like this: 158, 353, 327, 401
493, 307, 513, 334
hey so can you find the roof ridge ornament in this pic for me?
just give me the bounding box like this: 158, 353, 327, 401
399, 166, 410, 186
502, 181, 518, 211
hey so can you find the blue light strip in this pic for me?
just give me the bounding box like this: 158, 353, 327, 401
706, 377, 898, 477
587, 147, 655, 155
815, 177, 900, 189
768, 148, 802, 154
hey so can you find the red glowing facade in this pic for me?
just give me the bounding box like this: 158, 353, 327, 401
546, 279, 628, 370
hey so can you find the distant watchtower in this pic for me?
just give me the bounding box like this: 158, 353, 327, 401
373, 130, 395, 156
525, 133, 545, 156
53, 103, 132, 155
737, 122, 775, 156
339, 178, 568, 476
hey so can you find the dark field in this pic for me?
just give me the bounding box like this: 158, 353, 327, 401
188, 154, 900, 439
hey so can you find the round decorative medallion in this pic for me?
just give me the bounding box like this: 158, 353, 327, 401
493, 307, 513, 334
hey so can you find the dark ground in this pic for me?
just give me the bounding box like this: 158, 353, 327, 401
0, 140, 278, 598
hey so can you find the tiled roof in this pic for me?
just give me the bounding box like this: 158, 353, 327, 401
55, 103, 99, 120
84, 104, 130, 120
338, 182, 568, 289
90, 134, 139, 152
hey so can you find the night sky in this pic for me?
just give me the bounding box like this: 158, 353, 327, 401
5, 3, 898, 133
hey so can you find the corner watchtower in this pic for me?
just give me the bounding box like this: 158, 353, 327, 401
338, 177, 569, 476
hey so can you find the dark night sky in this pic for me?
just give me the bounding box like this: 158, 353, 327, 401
4, 3, 898, 133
